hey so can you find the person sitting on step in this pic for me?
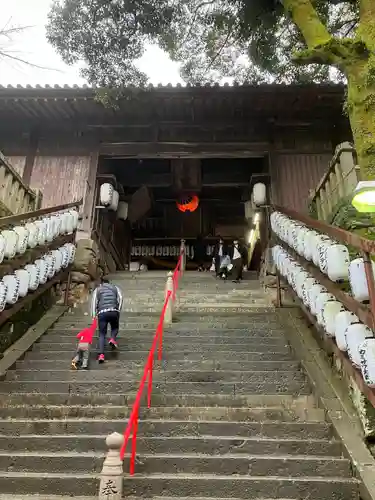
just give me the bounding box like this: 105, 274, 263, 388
90, 276, 123, 364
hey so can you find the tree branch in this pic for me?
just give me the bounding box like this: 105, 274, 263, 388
293, 38, 369, 67
358, 0, 375, 52
282, 0, 331, 48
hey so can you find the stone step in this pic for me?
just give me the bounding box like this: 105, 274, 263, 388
30, 343, 291, 353
45, 328, 289, 339
0, 393, 316, 408
6, 370, 304, 385
0, 380, 310, 395
19, 350, 296, 362
0, 452, 351, 477
0, 405, 326, 422
15, 359, 301, 372
122, 474, 358, 500
0, 472, 358, 498
0, 434, 341, 456
0, 419, 332, 439
36, 337, 290, 348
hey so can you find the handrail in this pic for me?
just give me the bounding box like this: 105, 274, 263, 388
0, 200, 83, 229
119, 252, 184, 473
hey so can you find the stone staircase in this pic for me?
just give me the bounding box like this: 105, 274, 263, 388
0, 272, 359, 499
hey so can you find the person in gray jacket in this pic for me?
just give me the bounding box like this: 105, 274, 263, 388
91, 276, 123, 364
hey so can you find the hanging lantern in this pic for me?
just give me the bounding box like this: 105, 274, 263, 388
0, 281, 7, 312
24, 264, 39, 291
176, 195, 199, 213
322, 300, 345, 337
2, 274, 20, 305
349, 258, 375, 303
64, 243, 76, 264
35, 258, 49, 285
25, 222, 39, 248
346, 323, 373, 368
359, 338, 375, 387
118, 201, 129, 221
0, 233, 5, 264
2, 230, 18, 259
14, 225, 29, 255
326, 244, 350, 282
100, 183, 114, 206
109, 190, 119, 211
59, 246, 70, 268
15, 269, 30, 298
335, 311, 359, 351
51, 249, 63, 273
252, 183, 267, 206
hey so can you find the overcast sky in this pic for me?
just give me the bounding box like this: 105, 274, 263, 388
0, 0, 182, 86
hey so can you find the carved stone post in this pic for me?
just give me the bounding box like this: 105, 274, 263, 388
180, 239, 186, 274
164, 271, 173, 326
99, 432, 124, 500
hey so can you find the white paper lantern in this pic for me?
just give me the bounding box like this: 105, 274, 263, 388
2, 274, 20, 304
59, 246, 70, 268
13, 225, 29, 255
64, 243, 76, 264
44, 217, 54, 243
335, 311, 359, 352
2, 230, 18, 259
312, 234, 330, 268
322, 300, 345, 337
45, 253, 56, 279
100, 183, 114, 206
49, 214, 62, 239
35, 258, 49, 285
117, 201, 129, 221
318, 238, 335, 275
295, 270, 310, 299
25, 222, 39, 248
315, 292, 335, 325
0, 281, 7, 311
304, 229, 319, 262
51, 249, 63, 273
309, 283, 327, 315
346, 323, 373, 368
359, 338, 375, 387
15, 269, 30, 298
64, 211, 76, 234
24, 264, 39, 291
252, 183, 266, 206
326, 244, 350, 282
349, 258, 375, 303
69, 209, 79, 230
109, 190, 119, 211
0, 233, 5, 264
35, 219, 47, 246
300, 277, 317, 306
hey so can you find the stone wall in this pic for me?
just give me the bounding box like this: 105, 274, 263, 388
0, 285, 60, 356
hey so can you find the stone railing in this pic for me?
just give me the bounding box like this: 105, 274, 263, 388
0, 151, 41, 217
309, 142, 359, 223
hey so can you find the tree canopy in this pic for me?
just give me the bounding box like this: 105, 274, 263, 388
46, 0, 358, 86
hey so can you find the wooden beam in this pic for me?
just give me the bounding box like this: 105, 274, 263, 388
22, 128, 39, 186
81, 148, 99, 234
99, 142, 270, 157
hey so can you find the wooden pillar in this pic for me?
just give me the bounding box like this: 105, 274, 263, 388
81, 148, 99, 235
22, 128, 39, 186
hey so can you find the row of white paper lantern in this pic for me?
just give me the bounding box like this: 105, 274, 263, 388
270, 211, 351, 283
0, 209, 79, 264
0, 243, 76, 311
272, 245, 375, 387
99, 183, 128, 220
270, 211, 375, 303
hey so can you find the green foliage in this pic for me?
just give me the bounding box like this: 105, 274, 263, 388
47, 0, 359, 86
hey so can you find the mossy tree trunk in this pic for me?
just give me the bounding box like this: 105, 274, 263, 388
283, 0, 375, 181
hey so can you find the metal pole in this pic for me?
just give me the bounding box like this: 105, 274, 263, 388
276, 273, 282, 308
362, 250, 375, 330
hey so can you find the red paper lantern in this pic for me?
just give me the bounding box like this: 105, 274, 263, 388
176, 195, 199, 213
